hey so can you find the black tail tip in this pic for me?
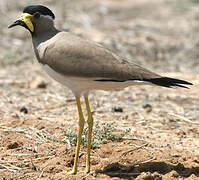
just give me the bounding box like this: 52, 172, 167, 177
149, 77, 193, 89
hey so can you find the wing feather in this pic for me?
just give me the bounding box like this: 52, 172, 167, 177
38, 32, 160, 81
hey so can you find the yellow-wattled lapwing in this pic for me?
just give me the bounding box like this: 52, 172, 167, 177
9, 5, 192, 174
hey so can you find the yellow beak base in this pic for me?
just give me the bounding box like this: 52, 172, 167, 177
19, 13, 34, 32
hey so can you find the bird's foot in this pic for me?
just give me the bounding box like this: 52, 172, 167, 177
84, 166, 90, 174
66, 167, 77, 175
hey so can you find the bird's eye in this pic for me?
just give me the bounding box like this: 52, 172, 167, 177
34, 12, 40, 19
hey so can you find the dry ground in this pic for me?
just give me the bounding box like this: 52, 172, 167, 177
0, 0, 199, 179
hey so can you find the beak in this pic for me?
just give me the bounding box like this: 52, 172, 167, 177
8, 13, 34, 32
8, 20, 25, 28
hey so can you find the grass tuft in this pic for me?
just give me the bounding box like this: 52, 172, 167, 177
48, 121, 131, 149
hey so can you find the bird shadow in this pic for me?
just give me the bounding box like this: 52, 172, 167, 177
95, 161, 199, 180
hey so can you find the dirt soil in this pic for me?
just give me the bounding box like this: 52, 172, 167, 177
1, 0, 199, 180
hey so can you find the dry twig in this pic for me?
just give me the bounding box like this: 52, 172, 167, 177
0, 163, 17, 173
122, 143, 149, 156
0, 160, 21, 172
169, 113, 199, 125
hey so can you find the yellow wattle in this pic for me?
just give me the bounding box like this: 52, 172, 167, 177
19, 13, 34, 32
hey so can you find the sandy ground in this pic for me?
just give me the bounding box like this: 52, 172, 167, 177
1, 0, 199, 179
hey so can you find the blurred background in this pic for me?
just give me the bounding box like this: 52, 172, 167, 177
1, 0, 199, 73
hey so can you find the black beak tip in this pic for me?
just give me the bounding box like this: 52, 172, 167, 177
8, 20, 23, 29
8, 24, 14, 28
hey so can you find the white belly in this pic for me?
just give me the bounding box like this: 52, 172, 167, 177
41, 64, 88, 96
41, 64, 149, 97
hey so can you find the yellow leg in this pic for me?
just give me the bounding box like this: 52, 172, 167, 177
67, 97, 85, 175
84, 97, 94, 173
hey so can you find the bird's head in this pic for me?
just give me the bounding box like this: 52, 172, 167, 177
8, 5, 55, 34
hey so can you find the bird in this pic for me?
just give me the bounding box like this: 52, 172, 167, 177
8, 5, 192, 174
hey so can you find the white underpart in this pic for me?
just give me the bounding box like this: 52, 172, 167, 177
41, 64, 151, 97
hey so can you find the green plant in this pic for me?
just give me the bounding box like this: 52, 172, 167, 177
0, 50, 25, 66
48, 122, 131, 149
190, 0, 199, 4
174, 0, 199, 11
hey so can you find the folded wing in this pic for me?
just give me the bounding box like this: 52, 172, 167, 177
38, 32, 192, 88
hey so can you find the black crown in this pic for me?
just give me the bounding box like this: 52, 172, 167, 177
23, 5, 55, 19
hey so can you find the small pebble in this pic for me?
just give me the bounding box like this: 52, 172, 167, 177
143, 103, 152, 113
112, 107, 123, 113
20, 106, 28, 114
29, 77, 47, 89
7, 142, 20, 149
66, 99, 75, 102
